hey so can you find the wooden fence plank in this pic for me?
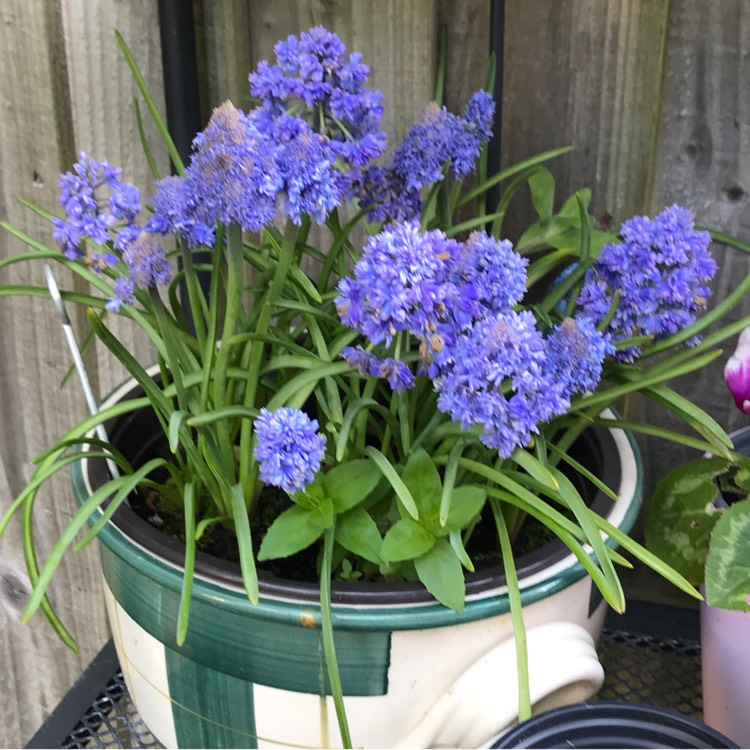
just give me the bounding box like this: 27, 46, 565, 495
501, 0, 671, 236
0, 3, 110, 747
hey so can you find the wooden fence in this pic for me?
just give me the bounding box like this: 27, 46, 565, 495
0, 1, 748, 745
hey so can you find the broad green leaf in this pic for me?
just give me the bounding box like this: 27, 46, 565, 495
414, 538, 465, 612
645, 457, 730, 583
400, 448, 443, 526
381, 518, 435, 563
528, 167, 555, 220
322, 460, 381, 514
258, 505, 325, 561
705, 498, 750, 610
335, 509, 383, 565
445, 485, 487, 531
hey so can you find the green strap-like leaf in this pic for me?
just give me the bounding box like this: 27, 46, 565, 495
365, 447, 419, 520
177, 483, 196, 645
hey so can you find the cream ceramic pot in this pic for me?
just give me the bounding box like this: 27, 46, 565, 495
73, 376, 641, 749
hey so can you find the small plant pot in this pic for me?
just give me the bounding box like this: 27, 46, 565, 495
491, 701, 739, 748
700, 425, 750, 747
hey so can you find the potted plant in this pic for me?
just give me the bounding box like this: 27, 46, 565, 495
1, 26, 748, 749
646, 328, 750, 748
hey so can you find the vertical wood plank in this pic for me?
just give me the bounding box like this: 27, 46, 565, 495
637, 0, 750, 518
0, 2, 111, 746
501, 0, 670, 236
61, 1, 167, 395
245, 0, 438, 146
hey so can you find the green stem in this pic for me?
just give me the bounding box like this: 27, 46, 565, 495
179, 239, 207, 350
490, 498, 531, 722
321, 525, 352, 748
149, 288, 188, 411
239, 222, 298, 500
212, 224, 244, 477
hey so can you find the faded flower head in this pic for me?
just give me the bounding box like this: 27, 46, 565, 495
725, 327, 750, 414
576, 205, 716, 360
254, 407, 327, 494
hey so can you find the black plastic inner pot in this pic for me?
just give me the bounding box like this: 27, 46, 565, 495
86, 379, 621, 605
492, 701, 739, 749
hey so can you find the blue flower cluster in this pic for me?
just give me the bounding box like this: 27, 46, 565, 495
249, 26, 386, 173
357, 91, 494, 222
336, 221, 461, 346
254, 407, 327, 493
337, 219, 613, 455
53, 152, 141, 267
577, 205, 716, 360
340, 346, 415, 392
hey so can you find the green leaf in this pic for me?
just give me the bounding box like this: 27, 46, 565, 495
335, 508, 383, 565
258, 505, 325, 561
229, 484, 259, 603
448, 529, 474, 572
414, 538, 465, 612
705, 498, 750, 610
400, 448, 443, 526
445, 485, 487, 531
176, 483, 196, 646
364, 447, 419, 520
322, 460, 382, 514
168, 411, 189, 453
528, 167, 555, 220
381, 518, 435, 563
645, 457, 730, 584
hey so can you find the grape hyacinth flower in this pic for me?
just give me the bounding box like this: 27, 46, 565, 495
433, 311, 568, 457
359, 91, 494, 222
52, 152, 142, 264
249, 26, 386, 176
254, 407, 327, 494
725, 327, 750, 414
340, 346, 415, 392
576, 205, 716, 360
336, 221, 461, 346
544, 317, 614, 398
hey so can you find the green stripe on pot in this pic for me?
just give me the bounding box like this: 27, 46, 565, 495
99, 543, 390, 696
87, 420, 642, 637
165, 648, 258, 749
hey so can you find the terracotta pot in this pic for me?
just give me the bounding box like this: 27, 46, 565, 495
72, 373, 643, 749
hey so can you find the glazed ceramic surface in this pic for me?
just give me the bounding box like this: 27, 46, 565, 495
700, 426, 750, 748
73, 376, 642, 749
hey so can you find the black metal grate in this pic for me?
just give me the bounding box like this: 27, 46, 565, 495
59, 628, 702, 749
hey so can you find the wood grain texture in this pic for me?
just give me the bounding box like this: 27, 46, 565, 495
0, 3, 106, 747
635, 0, 750, 519
501, 0, 670, 237
61, 1, 166, 395
0, 2, 166, 746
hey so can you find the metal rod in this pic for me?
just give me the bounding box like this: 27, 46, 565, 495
43, 265, 119, 479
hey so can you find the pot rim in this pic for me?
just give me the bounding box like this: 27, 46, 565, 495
72, 370, 642, 625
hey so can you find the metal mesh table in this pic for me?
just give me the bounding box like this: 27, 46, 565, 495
28, 602, 703, 749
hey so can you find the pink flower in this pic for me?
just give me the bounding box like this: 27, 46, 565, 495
725, 327, 750, 414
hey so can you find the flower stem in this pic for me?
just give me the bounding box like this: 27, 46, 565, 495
239, 221, 298, 501
320, 525, 352, 748
212, 223, 244, 476
490, 497, 531, 722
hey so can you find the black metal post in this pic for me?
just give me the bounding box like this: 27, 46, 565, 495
157, 0, 210, 326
